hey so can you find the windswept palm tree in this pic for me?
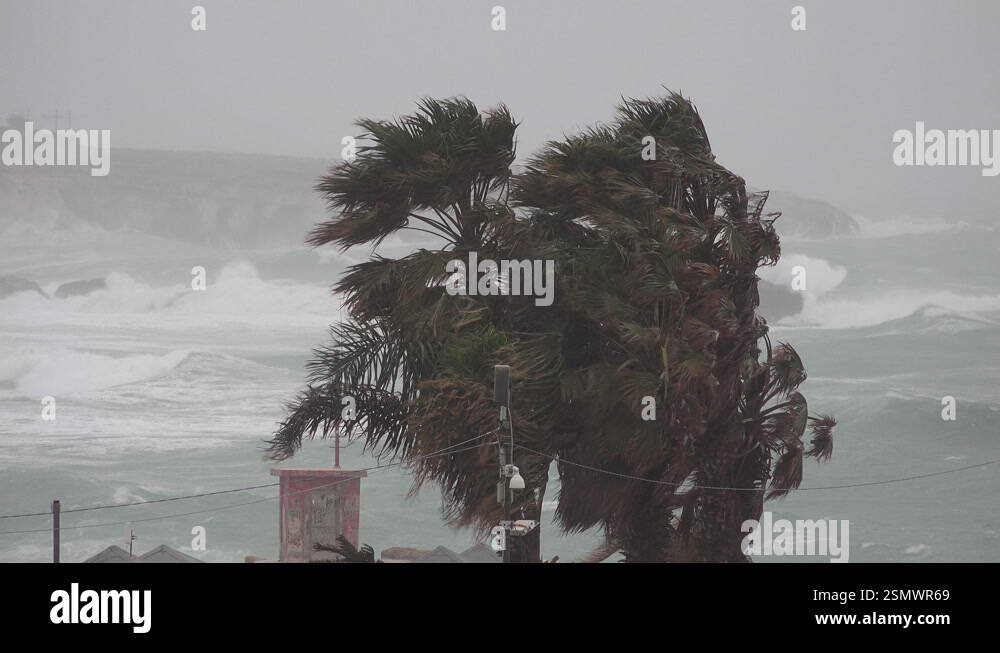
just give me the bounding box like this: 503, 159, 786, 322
266, 97, 547, 559
511, 92, 834, 561
266, 92, 834, 563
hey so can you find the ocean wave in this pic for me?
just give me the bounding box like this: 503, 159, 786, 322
0, 261, 341, 320
0, 348, 192, 397
0, 347, 304, 399
853, 214, 965, 238
859, 304, 999, 335
758, 254, 847, 296
786, 292, 1000, 329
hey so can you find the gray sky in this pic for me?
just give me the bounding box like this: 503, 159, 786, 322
2, 0, 999, 216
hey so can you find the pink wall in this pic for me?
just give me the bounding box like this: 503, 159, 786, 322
271, 468, 366, 562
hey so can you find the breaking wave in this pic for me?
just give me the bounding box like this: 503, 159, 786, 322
0, 261, 341, 320
853, 214, 965, 238
0, 348, 191, 397
758, 254, 847, 297
790, 291, 1000, 329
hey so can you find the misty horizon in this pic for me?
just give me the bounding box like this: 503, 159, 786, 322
3, 0, 1000, 218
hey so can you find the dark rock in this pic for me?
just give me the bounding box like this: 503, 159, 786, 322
54, 278, 107, 298
0, 275, 47, 299
756, 189, 859, 239
758, 280, 804, 322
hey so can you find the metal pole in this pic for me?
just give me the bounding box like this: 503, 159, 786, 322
501, 438, 511, 563
494, 365, 513, 563
52, 500, 60, 564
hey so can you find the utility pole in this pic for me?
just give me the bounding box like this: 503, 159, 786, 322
494, 365, 513, 562
51, 500, 60, 564
500, 412, 512, 562
491, 365, 531, 562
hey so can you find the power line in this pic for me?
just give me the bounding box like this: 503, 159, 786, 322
0, 473, 370, 536
0, 438, 370, 520
515, 444, 1000, 492
0, 430, 496, 535
0, 436, 491, 536
0, 483, 281, 520
5, 431, 994, 536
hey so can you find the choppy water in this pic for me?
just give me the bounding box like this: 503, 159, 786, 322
1, 217, 998, 562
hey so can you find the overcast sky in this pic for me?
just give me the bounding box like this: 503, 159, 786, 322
2, 0, 999, 216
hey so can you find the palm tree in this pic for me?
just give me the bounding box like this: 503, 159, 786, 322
510, 91, 835, 561
266, 92, 835, 563
265, 97, 548, 560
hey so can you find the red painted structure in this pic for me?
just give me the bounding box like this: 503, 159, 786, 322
270, 468, 366, 562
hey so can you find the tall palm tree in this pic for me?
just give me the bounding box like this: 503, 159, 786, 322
265, 98, 547, 559
511, 92, 835, 561
266, 92, 834, 563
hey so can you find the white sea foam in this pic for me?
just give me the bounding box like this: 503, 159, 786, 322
791, 291, 1000, 329
0, 348, 191, 397
904, 544, 931, 556
758, 254, 847, 297
0, 261, 342, 329
759, 252, 1000, 329
853, 214, 963, 238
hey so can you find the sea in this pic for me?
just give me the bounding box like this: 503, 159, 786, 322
1, 212, 998, 563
